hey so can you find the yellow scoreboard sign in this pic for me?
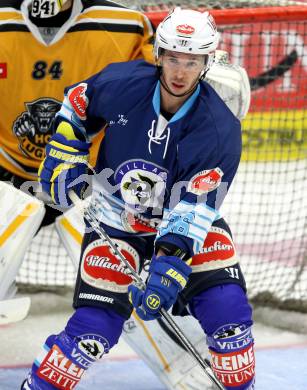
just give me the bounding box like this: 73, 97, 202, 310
241, 110, 306, 161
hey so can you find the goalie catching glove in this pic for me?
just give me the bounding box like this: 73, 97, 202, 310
38, 122, 90, 206
128, 255, 192, 321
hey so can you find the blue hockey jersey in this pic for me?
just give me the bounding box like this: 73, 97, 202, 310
56, 60, 242, 256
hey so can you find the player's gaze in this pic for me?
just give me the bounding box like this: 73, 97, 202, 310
161, 52, 206, 72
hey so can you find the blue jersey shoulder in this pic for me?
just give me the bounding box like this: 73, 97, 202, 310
88, 60, 158, 110
197, 81, 242, 155
94, 60, 156, 88
71, 60, 158, 133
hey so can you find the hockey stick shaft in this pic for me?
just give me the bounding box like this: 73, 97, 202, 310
69, 191, 226, 390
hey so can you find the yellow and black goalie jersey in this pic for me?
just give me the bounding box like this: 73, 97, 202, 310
0, 0, 154, 179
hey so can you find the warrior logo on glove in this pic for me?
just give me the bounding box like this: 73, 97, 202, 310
146, 294, 161, 310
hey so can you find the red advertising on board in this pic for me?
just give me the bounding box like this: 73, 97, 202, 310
219, 22, 307, 111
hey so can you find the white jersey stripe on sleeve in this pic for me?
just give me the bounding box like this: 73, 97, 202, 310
157, 201, 219, 251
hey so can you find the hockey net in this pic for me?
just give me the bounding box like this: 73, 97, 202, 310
17, 1, 307, 314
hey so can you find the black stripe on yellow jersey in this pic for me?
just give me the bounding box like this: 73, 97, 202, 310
0, 24, 29, 32
68, 22, 144, 34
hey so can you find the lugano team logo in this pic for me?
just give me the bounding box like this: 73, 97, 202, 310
188, 168, 224, 195
12, 98, 61, 160
81, 238, 140, 293
114, 160, 168, 210
68, 82, 89, 120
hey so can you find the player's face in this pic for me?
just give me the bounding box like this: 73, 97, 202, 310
160, 50, 205, 95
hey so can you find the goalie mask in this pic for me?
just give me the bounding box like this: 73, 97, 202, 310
154, 7, 220, 77
30, 0, 70, 18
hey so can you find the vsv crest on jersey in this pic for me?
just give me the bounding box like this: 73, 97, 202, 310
80, 238, 140, 293
188, 167, 224, 195
13, 98, 61, 160
114, 160, 168, 211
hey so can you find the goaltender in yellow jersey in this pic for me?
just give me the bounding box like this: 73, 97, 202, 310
0, 0, 154, 180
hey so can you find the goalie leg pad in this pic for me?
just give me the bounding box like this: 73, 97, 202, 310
0, 181, 45, 300
190, 284, 255, 390
23, 306, 125, 389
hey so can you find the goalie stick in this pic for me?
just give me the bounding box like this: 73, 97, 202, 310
0, 297, 31, 325
69, 191, 226, 390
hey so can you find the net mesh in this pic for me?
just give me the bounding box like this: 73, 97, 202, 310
117, 0, 307, 11
218, 14, 307, 310
17, 2, 307, 312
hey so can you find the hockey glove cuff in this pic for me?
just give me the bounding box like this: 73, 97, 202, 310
38, 131, 90, 206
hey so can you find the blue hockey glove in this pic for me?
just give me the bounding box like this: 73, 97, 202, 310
38, 126, 90, 206
128, 255, 192, 321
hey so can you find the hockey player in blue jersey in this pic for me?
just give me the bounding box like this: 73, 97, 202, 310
22, 7, 255, 390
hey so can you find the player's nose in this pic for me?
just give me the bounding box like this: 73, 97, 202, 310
173, 66, 186, 79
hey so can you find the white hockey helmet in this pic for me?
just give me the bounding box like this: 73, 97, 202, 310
30, 0, 70, 18
154, 7, 220, 73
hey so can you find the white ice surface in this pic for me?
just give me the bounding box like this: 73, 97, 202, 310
0, 292, 307, 389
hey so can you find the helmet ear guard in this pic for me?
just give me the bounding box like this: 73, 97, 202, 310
30, 0, 68, 18
200, 53, 215, 80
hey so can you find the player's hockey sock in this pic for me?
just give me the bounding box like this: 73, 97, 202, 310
190, 284, 255, 390
21, 306, 125, 389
